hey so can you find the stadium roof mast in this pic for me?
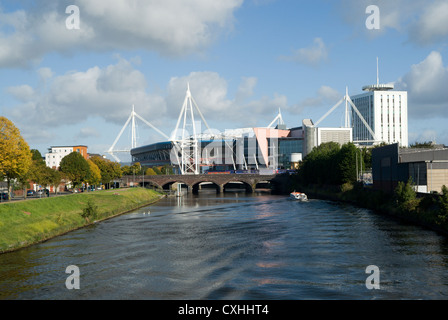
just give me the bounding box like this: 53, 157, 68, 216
267, 108, 285, 128
108, 105, 169, 162
170, 83, 212, 175
314, 86, 376, 140
315, 58, 393, 144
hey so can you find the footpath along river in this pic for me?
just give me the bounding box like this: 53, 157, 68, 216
1, 190, 448, 300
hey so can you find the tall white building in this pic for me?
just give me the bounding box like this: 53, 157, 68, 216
350, 83, 408, 147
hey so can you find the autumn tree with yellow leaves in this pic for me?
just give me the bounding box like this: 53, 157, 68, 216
0, 117, 32, 200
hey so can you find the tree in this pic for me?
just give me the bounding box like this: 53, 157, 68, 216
130, 162, 142, 175
87, 159, 101, 187
153, 166, 162, 175
410, 141, 435, 149
145, 168, 157, 175
60, 152, 90, 188
298, 142, 340, 185
31, 149, 45, 164
90, 156, 122, 189
161, 165, 174, 175
48, 169, 62, 194
121, 165, 132, 175
394, 179, 418, 212
439, 185, 448, 216
0, 117, 32, 200
337, 142, 358, 184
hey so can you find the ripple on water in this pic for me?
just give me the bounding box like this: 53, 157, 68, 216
2, 194, 448, 299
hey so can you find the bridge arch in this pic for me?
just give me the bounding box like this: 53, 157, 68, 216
254, 180, 272, 190
141, 180, 162, 190
223, 180, 254, 193
161, 180, 190, 192
191, 181, 221, 193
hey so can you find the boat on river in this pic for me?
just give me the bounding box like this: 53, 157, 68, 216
290, 191, 308, 202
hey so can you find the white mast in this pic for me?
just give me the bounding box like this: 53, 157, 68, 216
314, 87, 376, 141
170, 83, 211, 175
377, 56, 379, 86
108, 105, 169, 162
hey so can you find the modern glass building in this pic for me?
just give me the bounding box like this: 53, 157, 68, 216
131, 126, 304, 173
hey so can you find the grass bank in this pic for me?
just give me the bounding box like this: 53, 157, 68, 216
0, 188, 164, 254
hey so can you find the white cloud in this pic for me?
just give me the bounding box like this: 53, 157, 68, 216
4, 57, 166, 144
410, 0, 448, 45
337, 0, 448, 45
77, 127, 101, 139
0, 0, 243, 68
5, 65, 290, 145
235, 77, 258, 102
280, 38, 328, 67
395, 51, 448, 118
6, 85, 35, 102
165, 72, 288, 129
291, 85, 341, 114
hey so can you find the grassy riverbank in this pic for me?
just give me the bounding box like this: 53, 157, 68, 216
294, 181, 448, 236
0, 188, 164, 253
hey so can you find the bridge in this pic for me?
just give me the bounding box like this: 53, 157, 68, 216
115, 174, 288, 194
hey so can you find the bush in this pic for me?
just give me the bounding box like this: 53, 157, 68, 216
81, 200, 98, 222
340, 182, 354, 193
394, 179, 418, 213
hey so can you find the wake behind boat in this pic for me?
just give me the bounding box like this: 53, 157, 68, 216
290, 191, 308, 202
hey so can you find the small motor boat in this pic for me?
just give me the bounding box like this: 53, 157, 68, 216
290, 191, 308, 201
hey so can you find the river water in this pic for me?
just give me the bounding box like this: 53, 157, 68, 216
1, 191, 448, 300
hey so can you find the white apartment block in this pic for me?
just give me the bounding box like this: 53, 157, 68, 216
45, 145, 88, 168
351, 86, 408, 147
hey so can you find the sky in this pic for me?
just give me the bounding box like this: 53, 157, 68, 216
0, 0, 447, 162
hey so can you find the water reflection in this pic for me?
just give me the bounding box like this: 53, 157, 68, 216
1, 191, 448, 299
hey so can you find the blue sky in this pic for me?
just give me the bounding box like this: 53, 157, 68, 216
0, 0, 447, 162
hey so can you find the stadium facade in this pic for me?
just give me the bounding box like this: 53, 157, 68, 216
131, 125, 304, 174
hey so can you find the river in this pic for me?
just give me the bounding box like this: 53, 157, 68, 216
1, 190, 448, 300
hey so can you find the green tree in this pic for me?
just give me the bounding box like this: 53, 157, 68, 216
90, 156, 122, 189
145, 168, 157, 175
153, 166, 162, 175
439, 185, 448, 216
121, 165, 132, 175
31, 149, 45, 164
48, 168, 62, 194
394, 179, 418, 212
0, 117, 32, 200
161, 165, 174, 175
410, 141, 435, 149
361, 147, 372, 169
60, 152, 90, 188
337, 142, 358, 184
298, 142, 341, 185
130, 162, 142, 175
87, 159, 102, 187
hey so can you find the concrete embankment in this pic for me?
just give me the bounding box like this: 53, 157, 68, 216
0, 188, 164, 254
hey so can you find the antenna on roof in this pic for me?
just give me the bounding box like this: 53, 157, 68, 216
376, 57, 379, 86
362, 57, 394, 91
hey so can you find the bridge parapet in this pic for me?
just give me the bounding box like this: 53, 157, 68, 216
117, 174, 278, 193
